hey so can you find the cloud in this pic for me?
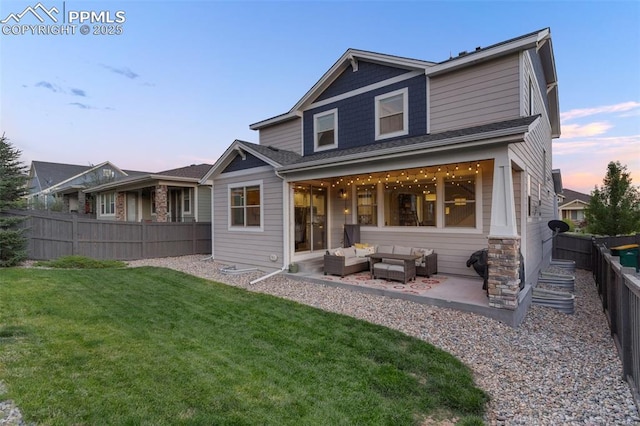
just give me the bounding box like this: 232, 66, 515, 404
69, 102, 94, 109
560, 101, 640, 122
34, 81, 88, 97
560, 122, 612, 139
554, 134, 640, 157
101, 64, 139, 79
35, 81, 62, 92
70, 88, 87, 97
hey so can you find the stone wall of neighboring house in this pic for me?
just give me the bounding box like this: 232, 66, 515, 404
155, 185, 168, 222
116, 193, 126, 221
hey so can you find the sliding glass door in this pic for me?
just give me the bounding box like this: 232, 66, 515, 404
293, 185, 327, 253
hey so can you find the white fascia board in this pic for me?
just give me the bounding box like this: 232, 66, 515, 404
278, 125, 532, 174
425, 29, 549, 77
83, 175, 153, 193
292, 49, 433, 112
559, 200, 589, 209
249, 112, 301, 130
200, 141, 244, 182
250, 49, 434, 130
45, 161, 112, 192
84, 175, 200, 194
199, 140, 282, 183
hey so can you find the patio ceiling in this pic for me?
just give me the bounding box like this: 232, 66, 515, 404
293, 160, 490, 192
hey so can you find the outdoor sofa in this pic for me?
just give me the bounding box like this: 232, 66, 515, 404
324, 244, 438, 281
324, 246, 370, 277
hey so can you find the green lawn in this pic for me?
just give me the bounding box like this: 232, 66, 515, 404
0, 267, 487, 425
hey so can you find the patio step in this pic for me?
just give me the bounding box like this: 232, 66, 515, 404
297, 257, 324, 274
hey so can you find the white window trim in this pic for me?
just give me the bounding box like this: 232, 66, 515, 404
375, 87, 409, 141
227, 180, 264, 232
313, 108, 338, 152
100, 192, 115, 216
183, 188, 192, 214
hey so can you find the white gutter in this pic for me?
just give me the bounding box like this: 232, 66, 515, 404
210, 183, 215, 260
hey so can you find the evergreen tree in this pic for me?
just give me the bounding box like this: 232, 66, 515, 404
585, 161, 640, 235
0, 135, 29, 266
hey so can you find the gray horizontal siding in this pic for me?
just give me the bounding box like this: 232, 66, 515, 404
360, 229, 487, 277
213, 168, 284, 271
430, 54, 520, 132
259, 118, 302, 154
197, 186, 211, 222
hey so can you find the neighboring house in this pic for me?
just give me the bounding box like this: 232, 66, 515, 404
85, 164, 213, 222
26, 160, 143, 214
558, 188, 590, 227
202, 28, 560, 322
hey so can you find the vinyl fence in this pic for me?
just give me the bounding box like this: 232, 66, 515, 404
3, 210, 211, 260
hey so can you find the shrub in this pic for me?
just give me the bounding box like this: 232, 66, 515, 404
34, 255, 126, 269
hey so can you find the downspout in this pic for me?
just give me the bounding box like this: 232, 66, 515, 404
194, 186, 199, 222
210, 183, 214, 259
250, 168, 289, 284
202, 183, 214, 261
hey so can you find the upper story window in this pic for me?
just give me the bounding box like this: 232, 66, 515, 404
313, 109, 338, 151
375, 88, 408, 140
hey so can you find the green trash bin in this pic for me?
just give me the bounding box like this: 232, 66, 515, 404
611, 244, 639, 272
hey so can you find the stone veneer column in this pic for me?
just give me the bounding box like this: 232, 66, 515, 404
115, 192, 126, 221
155, 185, 168, 222
487, 236, 521, 310
78, 191, 86, 214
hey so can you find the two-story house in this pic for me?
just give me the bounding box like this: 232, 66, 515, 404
202, 28, 560, 322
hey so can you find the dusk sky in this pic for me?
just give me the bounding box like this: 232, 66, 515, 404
1, 1, 638, 194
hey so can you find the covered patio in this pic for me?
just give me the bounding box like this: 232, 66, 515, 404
285, 266, 527, 325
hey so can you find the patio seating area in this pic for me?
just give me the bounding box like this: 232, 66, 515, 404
285, 264, 514, 322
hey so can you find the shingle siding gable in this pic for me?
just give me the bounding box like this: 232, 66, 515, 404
314, 61, 414, 102
303, 75, 426, 155
222, 152, 269, 173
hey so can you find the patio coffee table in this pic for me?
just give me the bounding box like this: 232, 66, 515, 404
367, 253, 421, 283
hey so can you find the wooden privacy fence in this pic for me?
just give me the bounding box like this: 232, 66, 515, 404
592, 243, 640, 404
4, 210, 211, 260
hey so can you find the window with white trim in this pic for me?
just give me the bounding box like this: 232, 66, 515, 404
100, 192, 115, 215
375, 88, 408, 140
183, 188, 191, 214
229, 182, 262, 229
313, 109, 338, 151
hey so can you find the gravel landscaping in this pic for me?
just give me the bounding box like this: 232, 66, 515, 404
3, 255, 639, 425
